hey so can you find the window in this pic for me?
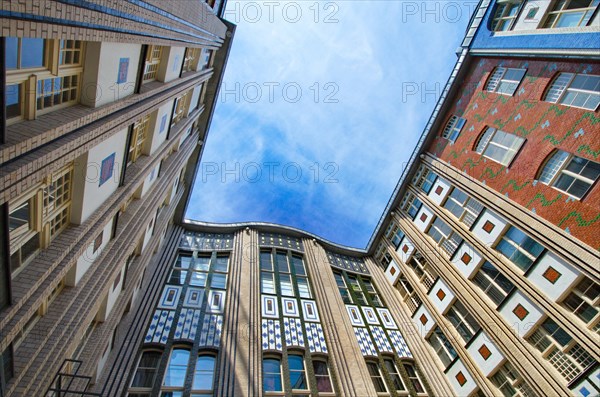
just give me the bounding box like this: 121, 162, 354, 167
130, 350, 162, 391
362, 278, 384, 307
183, 48, 201, 72
200, 48, 212, 70
445, 300, 481, 343
442, 115, 466, 142
162, 348, 190, 388
406, 251, 437, 290
403, 363, 425, 394
490, 362, 537, 397
347, 274, 368, 306
1, 345, 14, 392
383, 358, 406, 392
527, 318, 596, 382
485, 67, 527, 96
413, 165, 437, 194
172, 91, 191, 125
495, 227, 545, 272
443, 187, 485, 228
472, 261, 515, 306
9, 165, 73, 275
312, 359, 334, 393
128, 115, 151, 164
143, 45, 163, 82
475, 127, 525, 166
491, 1, 523, 31
334, 272, 352, 304
385, 223, 405, 249
538, 150, 600, 199
427, 217, 463, 256
561, 276, 599, 328
544, 72, 600, 110
366, 361, 388, 393
263, 357, 283, 392
396, 275, 422, 313
542, 0, 599, 28
192, 355, 216, 394
400, 192, 423, 219
6, 38, 83, 123
427, 326, 458, 367
288, 354, 309, 391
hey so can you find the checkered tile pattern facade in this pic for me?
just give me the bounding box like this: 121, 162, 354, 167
370, 326, 393, 353
174, 308, 201, 341
283, 317, 305, 348
353, 327, 378, 356
262, 319, 283, 351
389, 330, 413, 359
198, 314, 223, 348
144, 309, 175, 344
306, 323, 328, 354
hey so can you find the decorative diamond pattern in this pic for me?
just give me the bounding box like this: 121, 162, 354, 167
174, 308, 201, 341
261, 319, 283, 351
389, 330, 413, 358
353, 327, 377, 356
144, 309, 175, 345
283, 317, 305, 348
306, 323, 328, 353
370, 326, 393, 353
198, 314, 223, 348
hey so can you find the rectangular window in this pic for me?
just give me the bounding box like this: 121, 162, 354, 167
491, 2, 523, 31
183, 47, 201, 72
485, 67, 526, 96
475, 128, 525, 166
263, 358, 283, 392
143, 45, 163, 82
445, 300, 481, 343
36, 74, 80, 113
490, 362, 537, 397
313, 360, 334, 393
261, 272, 276, 294
385, 223, 405, 249
279, 274, 295, 297
128, 115, 151, 164
443, 187, 485, 229
5, 37, 45, 70
1, 345, 14, 388
471, 261, 514, 306
396, 275, 422, 314
171, 91, 191, 125
407, 251, 437, 290
428, 326, 458, 367
5, 84, 22, 121
297, 277, 312, 299
544, 73, 599, 111
334, 272, 352, 304
59, 40, 83, 66
542, 0, 599, 28
561, 277, 599, 327
527, 318, 595, 382
367, 362, 388, 393
427, 217, 463, 256
401, 192, 423, 219
200, 48, 212, 70
413, 165, 437, 194
495, 226, 545, 272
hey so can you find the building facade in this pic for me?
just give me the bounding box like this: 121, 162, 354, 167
0, 1, 233, 396
1, 0, 599, 397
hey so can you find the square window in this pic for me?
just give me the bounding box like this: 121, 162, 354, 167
513, 304, 529, 320
420, 213, 428, 222
402, 245, 409, 253
478, 344, 492, 360
461, 253, 472, 265
419, 314, 428, 325
542, 267, 561, 284
482, 220, 495, 233
525, 6, 539, 20
436, 289, 446, 301
435, 186, 444, 195
455, 371, 467, 386
390, 267, 396, 276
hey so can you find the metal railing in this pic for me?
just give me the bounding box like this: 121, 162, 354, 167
46, 359, 102, 397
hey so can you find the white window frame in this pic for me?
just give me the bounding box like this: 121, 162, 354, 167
561, 276, 600, 330
538, 150, 600, 199
542, 0, 600, 29
445, 300, 481, 343
441, 115, 466, 143
490, 362, 537, 397
129, 349, 163, 393
443, 187, 485, 228
491, 1, 524, 31
485, 67, 527, 96
475, 127, 525, 166
544, 72, 600, 111
191, 354, 216, 394
471, 261, 514, 306
427, 217, 463, 256
396, 275, 422, 313
427, 327, 457, 368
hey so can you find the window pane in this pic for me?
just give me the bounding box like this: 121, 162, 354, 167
214, 256, 228, 272
168, 269, 187, 285
288, 355, 308, 389
291, 255, 306, 275
5, 37, 18, 69
5, 84, 21, 119
260, 251, 273, 271
210, 273, 227, 289
261, 272, 275, 294
313, 361, 334, 392
297, 277, 311, 298
263, 358, 282, 392
194, 256, 210, 271
132, 351, 161, 388
190, 271, 207, 287
176, 255, 192, 269
279, 274, 294, 296
276, 252, 289, 273
163, 349, 190, 387
193, 356, 215, 391
21, 38, 45, 68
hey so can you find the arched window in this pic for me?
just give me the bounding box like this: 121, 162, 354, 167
383, 357, 406, 392
288, 353, 309, 391
485, 67, 526, 96
441, 115, 466, 143
538, 150, 600, 199
130, 350, 162, 391
312, 358, 334, 393
162, 348, 190, 388
543, 72, 600, 110
474, 127, 524, 166
192, 354, 216, 394
263, 357, 283, 393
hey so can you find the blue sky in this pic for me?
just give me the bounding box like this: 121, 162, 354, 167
186, 1, 476, 248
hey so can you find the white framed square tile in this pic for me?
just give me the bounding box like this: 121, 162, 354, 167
302, 300, 320, 322
183, 287, 204, 309
262, 295, 279, 318
157, 286, 182, 309
346, 305, 365, 327
207, 290, 226, 313
362, 307, 379, 325
377, 308, 398, 329
282, 297, 299, 317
